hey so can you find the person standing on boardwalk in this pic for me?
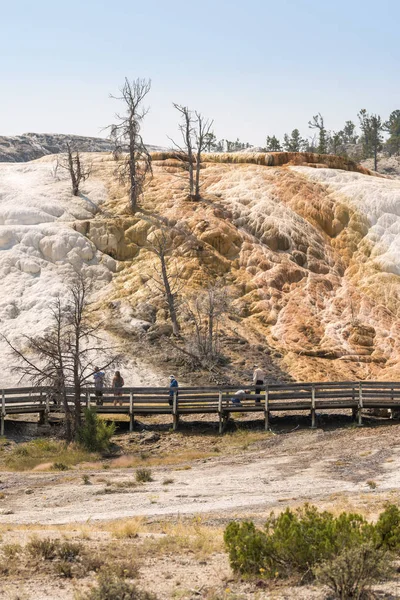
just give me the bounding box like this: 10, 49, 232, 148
112, 371, 124, 406
169, 375, 178, 406
94, 366, 105, 406
253, 364, 266, 404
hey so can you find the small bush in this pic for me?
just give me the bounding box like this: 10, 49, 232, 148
53, 462, 69, 471
81, 553, 105, 574
135, 468, 153, 483
315, 542, 390, 599
82, 474, 91, 485
76, 573, 157, 600
2, 543, 22, 559
375, 503, 400, 551
27, 536, 60, 560
162, 478, 174, 485
77, 409, 116, 452
56, 559, 74, 578
100, 559, 139, 579
58, 541, 82, 562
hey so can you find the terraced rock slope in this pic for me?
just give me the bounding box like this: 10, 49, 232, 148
1, 151, 400, 386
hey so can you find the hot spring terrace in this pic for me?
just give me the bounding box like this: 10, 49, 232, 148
1, 381, 400, 434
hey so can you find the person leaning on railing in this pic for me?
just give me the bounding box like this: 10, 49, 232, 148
169, 375, 179, 406
231, 389, 251, 406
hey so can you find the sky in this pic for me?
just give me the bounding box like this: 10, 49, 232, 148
1, 0, 399, 147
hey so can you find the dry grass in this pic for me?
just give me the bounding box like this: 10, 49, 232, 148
1, 439, 96, 471
102, 516, 223, 559
141, 520, 224, 560
110, 517, 144, 539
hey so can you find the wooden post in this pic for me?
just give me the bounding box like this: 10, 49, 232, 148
172, 392, 179, 431
45, 392, 50, 425
357, 382, 363, 426
1, 390, 5, 437
129, 391, 134, 432
218, 391, 223, 434
390, 387, 394, 419
311, 384, 316, 429
264, 386, 270, 431
86, 391, 90, 408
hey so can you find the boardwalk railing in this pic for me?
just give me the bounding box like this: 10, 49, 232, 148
1, 381, 400, 433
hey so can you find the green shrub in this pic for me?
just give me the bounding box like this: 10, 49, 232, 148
224, 504, 380, 580
315, 542, 390, 599
135, 468, 153, 483
375, 503, 400, 551
76, 573, 157, 600
225, 506, 371, 578
77, 409, 116, 452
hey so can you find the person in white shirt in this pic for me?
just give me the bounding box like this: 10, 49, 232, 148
253, 365, 265, 404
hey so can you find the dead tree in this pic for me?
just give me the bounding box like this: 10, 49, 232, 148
147, 231, 183, 336
3, 274, 120, 438
182, 282, 229, 367
194, 111, 214, 199
170, 104, 213, 200
56, 143, 91, 196
109, 78, 153, 212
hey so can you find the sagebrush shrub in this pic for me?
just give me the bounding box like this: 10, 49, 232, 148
77, 409, 115, 452
26, 537, 60, 560
76, 573, 157, 600
315, 542, 390, 599
58, 541, 82, 562
135, 468, 153, 483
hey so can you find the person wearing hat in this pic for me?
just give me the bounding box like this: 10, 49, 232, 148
169, 375, 179, 406
252, 364, 265, 404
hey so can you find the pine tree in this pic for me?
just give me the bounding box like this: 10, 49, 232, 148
383, 110, 400, 156
283, 129, 305, 152
266, 135, 282, 151
358, 109, 384, 170
342, 120, 358, 144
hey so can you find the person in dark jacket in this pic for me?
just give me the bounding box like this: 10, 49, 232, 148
169, 375, 178, 406
112, 371, 124, 406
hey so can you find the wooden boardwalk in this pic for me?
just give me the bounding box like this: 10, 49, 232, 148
1, 381, 400, 433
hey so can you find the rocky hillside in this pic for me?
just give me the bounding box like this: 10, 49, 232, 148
0, 132, 164, 163
1, 150, 400, 387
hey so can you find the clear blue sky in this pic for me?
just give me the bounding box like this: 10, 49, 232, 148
1, 0, 399, 146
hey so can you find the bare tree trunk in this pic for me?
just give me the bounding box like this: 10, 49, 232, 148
67, 147, 79, 195
160, 251, 180, 336
182, 108, 194, 197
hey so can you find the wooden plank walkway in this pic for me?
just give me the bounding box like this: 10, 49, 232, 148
1, 381, 400, 433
